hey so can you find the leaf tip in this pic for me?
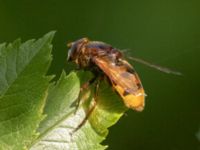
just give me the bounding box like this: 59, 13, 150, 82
43, 31, 56, 42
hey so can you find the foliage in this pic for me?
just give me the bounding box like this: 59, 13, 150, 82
0, 32, 126, 150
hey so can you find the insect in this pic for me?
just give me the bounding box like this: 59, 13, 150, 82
67, 38, 181, 133
67, 38, 145, 112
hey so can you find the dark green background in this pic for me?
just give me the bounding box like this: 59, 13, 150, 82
1, 0, 200, 149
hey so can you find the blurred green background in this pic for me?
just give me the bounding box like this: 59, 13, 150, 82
0, 0, 200, 149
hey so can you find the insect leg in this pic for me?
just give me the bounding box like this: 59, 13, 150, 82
74, 76, 97, 113
72, 78, 101, 133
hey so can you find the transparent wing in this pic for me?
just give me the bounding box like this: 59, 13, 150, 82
93, 56, 143, 95
93, 56, 145, 111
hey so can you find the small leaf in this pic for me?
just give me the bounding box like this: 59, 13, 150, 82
31, 71, 127, 150
0, 32, 55, 150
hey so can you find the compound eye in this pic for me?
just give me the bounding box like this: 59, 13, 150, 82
67, 38, 89, 62
67, 43, 78, 61
67, 46, 75, 61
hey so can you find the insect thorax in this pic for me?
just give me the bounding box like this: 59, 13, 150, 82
68, 39, 123, 70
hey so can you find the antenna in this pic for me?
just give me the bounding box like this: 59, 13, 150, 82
129, 56, 182, 76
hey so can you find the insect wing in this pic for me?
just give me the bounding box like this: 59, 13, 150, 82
93, 56, 145, 111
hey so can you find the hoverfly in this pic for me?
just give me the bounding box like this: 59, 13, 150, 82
67, 38, 181, 132
67, 38, 145, 112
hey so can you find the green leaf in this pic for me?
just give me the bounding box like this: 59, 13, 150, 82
31, 71, 127, 150
0, 32, 55, 150
0, 31, 127, 150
